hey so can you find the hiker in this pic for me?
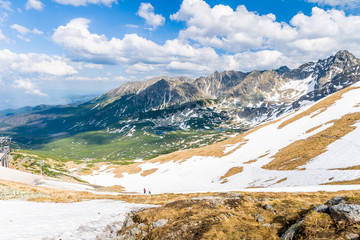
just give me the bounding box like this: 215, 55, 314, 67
144, 188, 146, 194
148, 190, 151, 195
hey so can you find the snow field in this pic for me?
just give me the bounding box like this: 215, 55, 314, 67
0, 200, 155, 240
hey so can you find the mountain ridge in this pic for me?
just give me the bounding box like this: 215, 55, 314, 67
1, 50, 359, 162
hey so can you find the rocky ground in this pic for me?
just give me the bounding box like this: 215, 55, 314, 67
116, 193, 360, 240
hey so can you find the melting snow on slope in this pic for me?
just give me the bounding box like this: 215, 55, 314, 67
78, 82, 360, 194
0, 200, 154, 240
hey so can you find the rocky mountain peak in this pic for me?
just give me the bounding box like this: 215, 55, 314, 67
276, 66, 290, 75
331, 50, 360, 69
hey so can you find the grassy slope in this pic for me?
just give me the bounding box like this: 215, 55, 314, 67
23, 129, 234, 163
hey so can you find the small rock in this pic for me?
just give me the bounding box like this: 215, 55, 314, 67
280, 220, 303, 240
263, 204, 273, 211
346, 233, 360, 240
329, 204, 360, 223
261, 223, 272, 228
151, 219, 168, 228
137, 223, 147, 230
326, 196, 346, 206
254, 214, 265, 222
227, 193, 243, 199
313, 204, 329, 213
129, 227, 141, 236
125, 217, 135, 229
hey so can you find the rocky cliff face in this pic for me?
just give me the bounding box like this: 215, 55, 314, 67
92, 50, 360, 123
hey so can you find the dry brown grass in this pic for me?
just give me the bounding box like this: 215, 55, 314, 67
323, 177, 360, 185
330, 165, 360, 170
118, 191, 360, 239
305, 124, 324, 134
243, 159, 257, 164
109, 163, 143, 178
297, 211, 336, 239
274, 177, 287, 184
141, 168, 158, 177
263, 112, 360, 170
219, 167, 243, 183
278, 86, 360, 129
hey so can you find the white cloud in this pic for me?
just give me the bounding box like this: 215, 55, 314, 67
11, 24, 29, 35
137, 3, 165, 30
53, 0, 117, 7
83, 63, 104, 69
0, 49, 77, 76
0, 0, 11, 11
306, 0, 359, 7
170, 1, 360, 66
11, 24, 43, 42
0, 29, 6, 41
11, 24, 43, 35
289, 7, 360, 55
126, 24, 139, 28
171, 0, 296, 53
53, 18, 224, 75
26, 0, 44, 10
65, 76, 109, 81
113, 75, 127, 81
14, 79, 47, 96
17, 34, 30, 42
52, 3, 360, 77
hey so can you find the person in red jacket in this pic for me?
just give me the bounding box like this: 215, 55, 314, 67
143, 188, 146, 194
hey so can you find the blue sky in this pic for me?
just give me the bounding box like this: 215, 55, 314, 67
0, 0, 359, 109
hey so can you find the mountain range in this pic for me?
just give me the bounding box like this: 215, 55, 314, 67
1, 50, 360, 162
80, 77, 360, 193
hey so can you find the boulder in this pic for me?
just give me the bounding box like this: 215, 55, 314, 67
329, 204, 360, 223
313, 204, 329, 213
326, 196, 346, 206
280, 220, 303, 240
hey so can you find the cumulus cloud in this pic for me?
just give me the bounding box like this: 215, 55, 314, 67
52, 18, 222, 74
26, 0, 44, 10
170, 0, 296, 53
137, 3, 165, 29
0, 49, 77, 76
14, 79, 47, 96
52, 2, 360, 77
170, 0, 360, 66
289, 7, 360, 56
53, 0, 117, 7
0, 50, 77, 99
